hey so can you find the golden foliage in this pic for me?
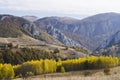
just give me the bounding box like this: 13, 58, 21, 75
0, 56, 119, 78
0, 64, 14, 79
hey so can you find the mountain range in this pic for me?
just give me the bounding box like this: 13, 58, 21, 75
34, 13, 120, 51
1, 12, 120, 56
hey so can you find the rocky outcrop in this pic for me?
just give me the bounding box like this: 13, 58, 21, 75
22, 23, 39, 35
95, 31, 120, 57
97, 31, 120, 50
46, 25, 81, 46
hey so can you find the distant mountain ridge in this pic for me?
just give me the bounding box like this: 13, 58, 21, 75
0, 14, 61, 45
22, 16, 38, 22
34, 13, 120, 50
1, 13, 120, 51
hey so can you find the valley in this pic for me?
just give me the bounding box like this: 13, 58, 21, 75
0, 12, 120, 80
1, 0, 120, 80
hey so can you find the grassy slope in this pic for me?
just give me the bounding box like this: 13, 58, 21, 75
0, 35, 44, 46
0, 34, 88, 59
34, 30, 62, 45
0, 21, 23, 37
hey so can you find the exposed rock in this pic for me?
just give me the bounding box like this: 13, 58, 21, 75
46, 25, 81, 46
97, 31, 120, 50
22, 23, 39, 35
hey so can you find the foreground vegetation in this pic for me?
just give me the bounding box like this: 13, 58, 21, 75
14, 65, 120, 80
0, 48, 61, 65
0, 56, 120, 79
0, 46, 89, 65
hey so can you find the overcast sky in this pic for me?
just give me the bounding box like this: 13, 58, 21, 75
0, 0, 120, 19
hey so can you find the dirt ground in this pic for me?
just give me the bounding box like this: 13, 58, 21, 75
14, 66, 120, 80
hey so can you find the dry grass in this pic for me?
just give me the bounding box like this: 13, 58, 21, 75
0, 35, 45, 47
14, 66, 120, 80
14, 74, 120, 80
0, 34, 87, 58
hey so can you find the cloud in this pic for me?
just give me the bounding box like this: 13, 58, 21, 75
0, 0, 120, 17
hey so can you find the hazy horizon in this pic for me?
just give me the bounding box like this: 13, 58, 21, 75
1, 0, 120, 19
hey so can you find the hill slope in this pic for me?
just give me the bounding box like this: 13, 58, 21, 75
0, 21, 23, 37
34, 13, 120, 50
96, 31, 120, 57
0, 15, 61, 45
1, 13, 120, 51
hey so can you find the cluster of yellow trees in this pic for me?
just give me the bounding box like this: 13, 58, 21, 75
0, 56, 120, 79
0, 64, 14, 79
14, 59, 57, 77
60, 56, 119, 71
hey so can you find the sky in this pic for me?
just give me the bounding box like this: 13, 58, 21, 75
0, 0, 120, 19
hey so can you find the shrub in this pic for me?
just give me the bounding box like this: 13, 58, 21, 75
8, 43, 13, 49
54, 48, 60, 53
15, 74, 22, 78
65, 46, 69, 50
25, 72, 34, 77
104, 68, 111, 75
60, 66, 65, 73
84, 71, 93, 76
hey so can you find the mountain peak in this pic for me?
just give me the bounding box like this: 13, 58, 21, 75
36, 16, 79, 24
81, 12, 120, 23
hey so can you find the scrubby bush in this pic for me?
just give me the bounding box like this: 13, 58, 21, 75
25, 72, 34, 77
118, 58, 120, 66
72, 46, 90, 54
84, 71, 93, 76
15, 74, 22, 78
60, 66, 65, 73
104, 68, 111, 75
65, 46, 69, 50
54, 48, 60, 53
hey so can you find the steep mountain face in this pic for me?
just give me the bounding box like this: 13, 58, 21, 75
34, 17, 95, 50
0, 15, 61, 45
34, 13, 120, 50
97, 31, 120, 50
95, 31, 120, 57
46, 26, 81, 46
